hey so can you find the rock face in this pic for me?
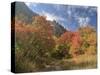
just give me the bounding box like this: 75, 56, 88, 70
49, 20, 67, 37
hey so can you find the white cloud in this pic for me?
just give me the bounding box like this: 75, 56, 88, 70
41, 11, 56, 21
40, 11, 65, 21
67, 6, 72, 16
25, 2, 38, 8
67, 9, 71, 16
89, 7, 97, 16
77, 17, 90, 27
44, 13, 55, 21
25, 2, 31, 7
90, 7, 97, 12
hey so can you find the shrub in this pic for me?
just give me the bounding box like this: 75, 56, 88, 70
51, 43, 71, 59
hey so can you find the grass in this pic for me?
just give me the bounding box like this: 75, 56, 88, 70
57, 54, 97, 70
34, 54, 97, 71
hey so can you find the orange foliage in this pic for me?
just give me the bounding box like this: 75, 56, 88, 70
58, 31, 82, 49
32, 16, 53, 35
15, 21, 38, 33
57, 31, 72, 44
71, 32, 82, 49
57, 31, 82, 57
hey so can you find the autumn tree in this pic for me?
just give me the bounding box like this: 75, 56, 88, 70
57, 31, 82, 57
15, 16, 56, 71
27, 16, 56, 69
78, 26, 97, 55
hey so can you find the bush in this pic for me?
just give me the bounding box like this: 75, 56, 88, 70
51, 43, 71, 59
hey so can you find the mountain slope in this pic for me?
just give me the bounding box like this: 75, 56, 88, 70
51, 20, 67, 37
14, 2, 38, 24
12, 2, 67, 37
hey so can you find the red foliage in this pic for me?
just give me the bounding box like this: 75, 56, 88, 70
58, 31, 82, 49
57, 31, 72, 44
71, 32, 82, 48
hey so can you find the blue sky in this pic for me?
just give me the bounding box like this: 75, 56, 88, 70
25, 2, 97, 31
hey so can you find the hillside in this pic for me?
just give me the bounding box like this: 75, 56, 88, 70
12, 2, 38, 24
11, 2, 67, 37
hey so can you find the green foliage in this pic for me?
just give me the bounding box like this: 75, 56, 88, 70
51, 43, 71, 59
15, 50, 36, 72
